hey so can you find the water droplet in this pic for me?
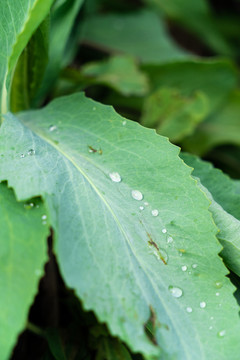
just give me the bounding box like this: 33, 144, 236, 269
109, 172, 121, 183
192, 264, 197, 269
168, 286, 183, 298
216, 292, 220, 296
24, 202, 34, 210
139, 206, 144, 211
131, 190, 143, 201
162, 228, 167, 234
200, 302, 206, 308
167, 236, 173, 244
188, 271, 192, 275
20, 154, 25, 158
179, 253, 183, 257
186, 307, 192, 313
209, 326, 213, 330
41, 215, 47, 220
93, 106, 96, 111
151, 209, 158, 217
217, 330, 226, 338
210, 316, 214, 320
181, 265, 187, 272
144, 202, 149, 206
42, 221, 47, 225
49, 125, 57, 132
122, 120, 126, 126
28, 149, 35, 156
215, 281, 223, 289
35, 269, 41, 276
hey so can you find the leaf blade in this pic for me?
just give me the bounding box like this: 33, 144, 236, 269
1, 93, 240, 359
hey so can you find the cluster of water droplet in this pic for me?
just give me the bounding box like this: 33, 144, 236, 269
108, 170, 226, 338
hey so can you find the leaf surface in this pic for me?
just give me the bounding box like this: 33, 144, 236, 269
1, 93, 240, 359
0, 0, 53, 113
0, 183, 49, 360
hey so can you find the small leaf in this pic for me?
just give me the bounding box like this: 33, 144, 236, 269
141, 87, 208, 142
0, 183, 49, 360
0, 0, 54, 114
81, 55, 149, 96
183, 90, 240, 155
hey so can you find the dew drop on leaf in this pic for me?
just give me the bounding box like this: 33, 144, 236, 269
41, 215, 47, 220
216, 292, 220, 296
139, 206, 144, 211
109, 172, 121, 183
200, 301, 206, 308
162, 228, 167, 234
20, 154, 25, 158
186, 307, 192, 313
144, 202, 149, 206
131, 190, 143, 201
215, 281, 223, 289
27, 149, 35, 156
192, 264, 198, 269
48, 125, 57, 132
151, 209, 158, 217
167, 236, 173, 244
181, 265, 187, 272
168, 286, 183, 298
217, 330, 226, 338
24, 202, 34, 210
122, 120, 126, 126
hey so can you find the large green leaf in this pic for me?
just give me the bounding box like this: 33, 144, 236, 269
0, 0, 53, 114
0, 183, 49, 360
183, 90, 240, 155
1, 93, 240, 359
81, 10, 190, 64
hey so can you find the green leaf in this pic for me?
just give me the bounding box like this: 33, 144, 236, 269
0, 0, 54, 114
0, 182, 49, 360
180, 153, 240, 277
141, 88, 208, 142
193, 178, 240, 278
1, 93, 240, 359
143, 60, 237, 113
81, 55, 149, 96
10, 18, 49, 113
182, 90, 240, 155
35, 0, 84, 104
144, 0, 233, 55
180, 153, 240, 220
81, 10, 190, 64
